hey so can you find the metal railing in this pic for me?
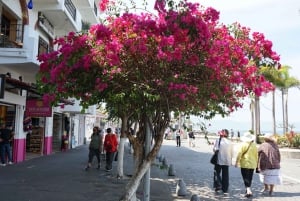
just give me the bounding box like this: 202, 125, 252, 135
64, 0, 77, 21
0, 23, 23, 48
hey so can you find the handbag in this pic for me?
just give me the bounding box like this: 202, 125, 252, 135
255, 168, 260, 173
210, 150, 219, 165
210, 137, 221, 165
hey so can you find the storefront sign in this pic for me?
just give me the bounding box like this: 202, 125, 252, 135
0, 74, 5, 99
25, 99, 52, 117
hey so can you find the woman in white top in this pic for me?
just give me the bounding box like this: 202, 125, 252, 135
212, 129, 233, 194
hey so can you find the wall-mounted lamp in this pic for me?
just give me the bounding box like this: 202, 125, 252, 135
27, 0, 33, 9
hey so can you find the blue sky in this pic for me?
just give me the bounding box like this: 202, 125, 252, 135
194, 0, 300, 133
118, 0, 300, 133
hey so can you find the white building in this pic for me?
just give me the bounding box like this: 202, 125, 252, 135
0, 0, 102, 163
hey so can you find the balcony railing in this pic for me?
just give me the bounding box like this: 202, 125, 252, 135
0, 23, 23, 48
64, 0, 77, 21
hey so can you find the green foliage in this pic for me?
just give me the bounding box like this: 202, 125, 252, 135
276, 134, 300, 148
82, 21, 91, 32
291, 134, 300, 148
276, 135, 289, 147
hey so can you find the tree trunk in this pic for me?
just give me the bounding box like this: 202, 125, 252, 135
117, 137, 126, 178
119, 133, 163, 201
272, 90, 277, 135
281, 90, 286, 134
250, 99, 255, 132
254, 96, 260, 142
119, 109, 169, 201
284, 89, 289, 133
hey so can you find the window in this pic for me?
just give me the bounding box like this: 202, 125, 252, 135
38, 37, 49, 56
0, 9, 23, 48
1, 15, 10, 37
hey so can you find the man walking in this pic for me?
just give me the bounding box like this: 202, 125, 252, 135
0, 123, 14, 166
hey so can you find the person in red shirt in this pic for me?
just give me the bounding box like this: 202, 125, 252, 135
103, 128, 118, 171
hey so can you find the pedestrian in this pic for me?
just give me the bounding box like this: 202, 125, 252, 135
235, 132, 258, 198
230, 129, 234, 139
103, 127, 118, 171
237, 130, 241, 142
176, 129, 182, 147
212, 129, 233, 194
0, 123, 14, 166
164, 128, 169, 140
188, 131, 195, 147
257, 133, 282, 196
85, 126, 102, 171
61, 131, 69, 152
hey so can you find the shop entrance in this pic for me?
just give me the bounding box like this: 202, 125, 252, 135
25, 117, 45, 160
52, 113, 63, 152
0, 103, 16, 160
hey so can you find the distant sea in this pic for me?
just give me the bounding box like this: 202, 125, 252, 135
207, 130, 290, 136
190, 117, 300, 135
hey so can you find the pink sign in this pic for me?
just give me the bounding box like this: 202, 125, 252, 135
25, 99, 52, 117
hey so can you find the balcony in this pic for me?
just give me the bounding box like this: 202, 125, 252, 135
32, 0, 82, 36
72, 0, 100, 25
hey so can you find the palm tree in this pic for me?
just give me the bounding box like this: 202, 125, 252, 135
261, 65, 300, 135
260, 66, 280, 135
274, 65, 300, 134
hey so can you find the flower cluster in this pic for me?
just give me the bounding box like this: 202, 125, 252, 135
37, 0, 280, 117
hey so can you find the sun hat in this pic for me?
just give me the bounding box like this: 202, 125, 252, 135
264, 133, 275, 141
241, 132, 255, 142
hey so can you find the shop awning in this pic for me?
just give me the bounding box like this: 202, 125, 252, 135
5, 76, 38, 94
5, 77, 74, 105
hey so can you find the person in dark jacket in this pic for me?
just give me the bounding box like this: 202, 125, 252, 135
258, 133, 282, 196
0, 123, 14, 166
188, 131, 195, 147
85, 126, 103, 171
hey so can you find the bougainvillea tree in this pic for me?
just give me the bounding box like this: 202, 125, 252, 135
37, 0, 280, 200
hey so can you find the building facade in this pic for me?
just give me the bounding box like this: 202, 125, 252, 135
0, 0, 101, 163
